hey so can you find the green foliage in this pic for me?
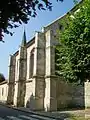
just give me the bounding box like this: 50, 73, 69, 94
55, 0, 90, 83
0, 73, 5, 82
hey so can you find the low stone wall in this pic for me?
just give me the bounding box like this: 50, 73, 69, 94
56, 79, 84, 110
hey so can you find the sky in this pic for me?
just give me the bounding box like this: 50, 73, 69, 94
0, 0, 79, 79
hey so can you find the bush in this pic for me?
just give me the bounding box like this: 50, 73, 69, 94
0, 73, 5, 82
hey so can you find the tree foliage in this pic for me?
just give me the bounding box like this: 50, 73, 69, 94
55, 0, 90, 84
0, 0, 63, 42
0, 73, 5, 82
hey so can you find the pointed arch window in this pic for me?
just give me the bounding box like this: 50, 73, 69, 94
29, 48, 35, 78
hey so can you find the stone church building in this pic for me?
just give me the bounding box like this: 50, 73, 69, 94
0, 1, 90, 111
6, 17, 60, 111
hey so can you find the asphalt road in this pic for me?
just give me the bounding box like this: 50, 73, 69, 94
0, 105, 57, 120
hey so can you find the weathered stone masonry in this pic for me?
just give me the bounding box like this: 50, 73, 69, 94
7, 55, 16, 105
1, 1, 90, 111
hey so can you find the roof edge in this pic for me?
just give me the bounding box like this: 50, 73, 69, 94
0, 80, 7, 85
44, 0, 83, 28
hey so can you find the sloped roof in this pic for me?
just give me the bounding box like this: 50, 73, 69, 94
0, 80, 7, 85
44, 0, 83, 28
13, 0, 83, 56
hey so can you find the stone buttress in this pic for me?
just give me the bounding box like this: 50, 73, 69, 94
14, 31, 27, 107
33, 32, 45, 110
44, 30, 57, 111
7, 55, 16, 105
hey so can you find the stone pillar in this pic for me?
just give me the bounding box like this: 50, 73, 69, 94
85, 81, 90, 108
7, 55, 16, 105
16, 45, 27, 107
44, 30, 57, 111
33, 32, 45, 110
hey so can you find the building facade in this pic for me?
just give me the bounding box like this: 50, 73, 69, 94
1, 1, 90, 111
6, 19, 59, 111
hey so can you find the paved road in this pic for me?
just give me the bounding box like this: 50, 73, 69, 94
0, 105, 57, 120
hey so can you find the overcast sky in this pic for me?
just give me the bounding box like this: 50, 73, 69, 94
0, 0, 79, 78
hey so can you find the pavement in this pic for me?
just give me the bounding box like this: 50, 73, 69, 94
1, 102, 90, 119
0, 103, 67, 119
0, 104, 57, 120
14, 108, 90, 119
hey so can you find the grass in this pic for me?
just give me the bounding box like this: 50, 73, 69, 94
69, 115, 90, 120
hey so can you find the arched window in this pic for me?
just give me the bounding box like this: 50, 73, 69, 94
29, 48, 35, 78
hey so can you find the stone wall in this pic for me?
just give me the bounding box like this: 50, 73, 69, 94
0, 82, 8, 103
85, 81, 90, 108
56, 79, 84, 110
7, 55, 16, 105
26, 43, 35, 79
13, 54, 19, 106
32, 32, 45, 111
24, 80, 33, 108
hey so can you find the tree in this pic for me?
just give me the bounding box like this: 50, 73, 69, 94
0, 0, 63, 42
55, 0, 90, 84
0, 73, 5, 82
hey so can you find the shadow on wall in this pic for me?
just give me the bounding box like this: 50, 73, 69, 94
56, 80, 85, 111
26, 94, 36, 110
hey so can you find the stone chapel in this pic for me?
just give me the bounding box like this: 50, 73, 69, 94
1, 0, 90, 111
7, 19, 59, 111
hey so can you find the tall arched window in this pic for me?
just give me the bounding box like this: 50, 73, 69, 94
29, 48, 35, 78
